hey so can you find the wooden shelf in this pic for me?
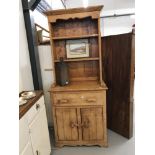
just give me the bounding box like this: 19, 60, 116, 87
52, 34, 99, 40
54, 57, 99, 62
51, 81, 107, 92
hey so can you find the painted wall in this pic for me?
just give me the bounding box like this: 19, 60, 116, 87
65, 0, 135, 36
33, 10, 49, 30
38, 46, 54, 126
19, 0, 34, 92
101, 15, 135, 36
65, 0, 134, 10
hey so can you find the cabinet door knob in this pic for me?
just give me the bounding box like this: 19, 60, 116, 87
36, 104, 40, 110
70, 121, 78, 128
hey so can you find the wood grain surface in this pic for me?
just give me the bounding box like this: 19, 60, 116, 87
102, 33, 134, 138
19, 90, 43, 119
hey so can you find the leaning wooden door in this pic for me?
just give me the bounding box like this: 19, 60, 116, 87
80, 107, 104, 141
102, 33, 134, 138
55, 108, 79, 141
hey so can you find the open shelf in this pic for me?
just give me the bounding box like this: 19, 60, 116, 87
52, 34, 99, 40
51, 81, 107, 92
54, 57, 99, 62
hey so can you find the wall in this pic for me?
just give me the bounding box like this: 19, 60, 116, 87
100, 15, 135, 36
51, 0, 65, 9
38, 46, 54, 126
19, 0, 34, 92
65, 0, 134, 10
65, 0, 135, 36
33, 10, 49, 30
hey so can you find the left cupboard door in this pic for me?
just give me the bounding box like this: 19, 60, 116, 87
29, 106, 51, 155
55, 108, 79, 141
20, 141, 34, 155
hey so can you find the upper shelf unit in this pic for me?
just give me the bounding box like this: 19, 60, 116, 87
44, 6, 104, 84
51, 17, 99, 39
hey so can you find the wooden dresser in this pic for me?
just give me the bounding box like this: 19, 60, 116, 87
44, 5, 108, 147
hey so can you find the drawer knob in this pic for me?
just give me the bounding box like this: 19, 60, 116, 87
58, 99, 69, 103
86, 98, 96, 102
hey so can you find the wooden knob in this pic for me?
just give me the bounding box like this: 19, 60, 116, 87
86, 98, 96, 102
70, 122, 78, 128
58, 99, 69, 103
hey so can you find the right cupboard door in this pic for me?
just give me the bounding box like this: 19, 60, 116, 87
81, 107, 105, 141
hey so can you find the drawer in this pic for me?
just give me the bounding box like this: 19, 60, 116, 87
52, 91, 106, 106
26, 96, 45, 124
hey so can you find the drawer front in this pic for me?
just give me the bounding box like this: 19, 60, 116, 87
52, 91, 106, 106
26, 96, 45, 124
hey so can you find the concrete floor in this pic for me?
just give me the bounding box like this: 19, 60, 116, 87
50, 129, 135, 155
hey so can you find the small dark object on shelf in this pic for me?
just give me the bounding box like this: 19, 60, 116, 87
57, 57, 69, 86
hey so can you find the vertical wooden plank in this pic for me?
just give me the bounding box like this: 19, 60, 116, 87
129, 30, 135, 138
96, 108, 104, 140
55, 108, 65, 140
63, 109, 71, 140
77, 108, 82, 141
48, 21, 56, 85
103, 92, 108, 145
98, 18, 103, 85
89, 109, 97, 140
70, 109, 79, 140
81, 108, 89, 140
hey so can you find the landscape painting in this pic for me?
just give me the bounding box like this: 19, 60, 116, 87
66, 39, 89, 58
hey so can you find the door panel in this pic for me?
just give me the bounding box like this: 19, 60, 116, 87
19, 115, 29, 154
55, 108, 79, 141
102, 33, 134, 138
81, 107, 104, 140
29, 107, 51, 155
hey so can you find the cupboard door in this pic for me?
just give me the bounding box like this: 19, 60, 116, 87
29, 107, 51, 155
81, 107, 104, 140
55, 108, 79, 141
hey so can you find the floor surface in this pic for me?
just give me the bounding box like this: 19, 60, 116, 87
50, 129, 135, 155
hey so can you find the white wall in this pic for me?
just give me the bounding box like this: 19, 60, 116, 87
65, 0, 135, 36
33, 10, 49, 30
51, 0, 65, 10
19, 0, 34, 92
38, 46, 54, 126
66, 0, 134, 10
101, 15, 135, 36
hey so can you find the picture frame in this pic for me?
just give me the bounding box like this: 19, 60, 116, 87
66, 39, 89, 58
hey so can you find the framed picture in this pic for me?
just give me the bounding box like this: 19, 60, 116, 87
66, 39, 89, 58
